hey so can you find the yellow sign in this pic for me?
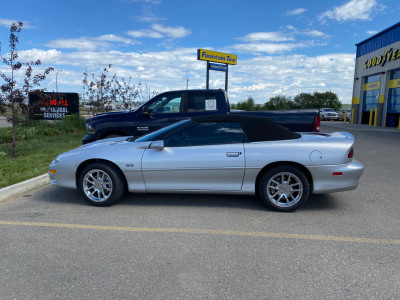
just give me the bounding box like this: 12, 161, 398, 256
352, 97, 360, 104
363, 48, 400, 69
364, 82, 380, 91
389, 79, 400, 89
197, 49, 237, 65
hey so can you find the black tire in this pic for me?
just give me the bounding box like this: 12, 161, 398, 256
258, 165, 309, 212
78, 163, 125, 206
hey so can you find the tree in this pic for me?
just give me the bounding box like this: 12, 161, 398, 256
82, 65, 116, 115
264, 95, 296, 110
114, 78, 147, 110
293, 91, 341, 111
0, 22, 53, 157
232, 97, 256, 111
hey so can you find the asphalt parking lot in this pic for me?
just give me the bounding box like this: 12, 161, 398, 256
1, 122, 400, 299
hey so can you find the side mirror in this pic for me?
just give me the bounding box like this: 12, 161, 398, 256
149, 140, 164, 150
142, 105, 150, 115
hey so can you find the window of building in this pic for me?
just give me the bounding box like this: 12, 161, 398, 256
387, 69, 400, 114
362, 74, 381, 112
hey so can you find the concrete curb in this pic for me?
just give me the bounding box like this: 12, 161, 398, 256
0, 174, 49, 203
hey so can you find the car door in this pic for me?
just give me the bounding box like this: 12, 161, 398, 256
141, 121, 246, 192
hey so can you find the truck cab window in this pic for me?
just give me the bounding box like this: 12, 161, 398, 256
187, 94, 217, 112
149, 94, 182, 114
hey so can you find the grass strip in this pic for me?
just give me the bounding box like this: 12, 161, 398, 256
0, 115, 86, 188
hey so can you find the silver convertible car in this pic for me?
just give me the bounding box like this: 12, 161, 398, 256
48, 114, 364, 212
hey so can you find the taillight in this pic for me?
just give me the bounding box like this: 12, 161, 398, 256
313, 115, 320, 132
348, 147, 354, 158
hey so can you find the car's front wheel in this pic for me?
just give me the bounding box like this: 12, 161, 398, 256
258, 165, 309, 212
78, 163, 125, 206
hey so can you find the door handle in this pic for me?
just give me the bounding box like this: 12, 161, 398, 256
226, 152, 242, 157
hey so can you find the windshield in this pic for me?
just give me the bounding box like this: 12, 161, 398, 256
135, 119, 192, 142
324, 108, 335, 112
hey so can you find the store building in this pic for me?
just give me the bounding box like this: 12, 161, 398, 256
352, 22, 400, 128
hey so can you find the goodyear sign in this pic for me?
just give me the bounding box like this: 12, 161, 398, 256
209, 63, 228, 72
197, 49, 237, 65
364, 48, 400, 69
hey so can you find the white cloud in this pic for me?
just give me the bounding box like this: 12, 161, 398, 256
241, 32, 293, 42
127, 23, 191, 39
151, 24, 191, 38
367, 30, 378, 35
14, 46, 356, 104
319, 0, 383, 23
286, 8, 307, 16
0, 18, 33, 29
303, 30, 329, 38
233, 42, 305, 54
46, 35, 138, 50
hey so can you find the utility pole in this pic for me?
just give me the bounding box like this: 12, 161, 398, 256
56, 70, 62, 93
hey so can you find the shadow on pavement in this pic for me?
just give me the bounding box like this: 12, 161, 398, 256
36, 186, 341, 212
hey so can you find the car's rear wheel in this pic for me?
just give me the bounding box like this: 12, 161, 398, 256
258, 165, 309, 212
78, 163, 125, 206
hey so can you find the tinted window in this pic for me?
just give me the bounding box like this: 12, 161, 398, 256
135, 119, 192, 142
164, 122, 247, 147
148, 93, 182, 114
187, 94, 217, 112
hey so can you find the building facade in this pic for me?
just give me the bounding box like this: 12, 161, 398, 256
352, 22, 400, 128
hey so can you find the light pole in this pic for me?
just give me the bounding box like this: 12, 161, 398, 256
56, 70, 63, 93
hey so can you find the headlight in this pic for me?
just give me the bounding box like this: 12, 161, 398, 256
86, 123, 95, 134
50, 155, 61, 166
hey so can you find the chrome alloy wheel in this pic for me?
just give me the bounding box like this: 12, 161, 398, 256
83, 169, 113, 202
266, 172, 303, 207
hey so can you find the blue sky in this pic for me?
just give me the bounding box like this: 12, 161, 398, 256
1, 0, 399, 104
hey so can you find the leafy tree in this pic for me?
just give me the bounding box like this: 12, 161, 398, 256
293, 93, 317, 108
293, 91, 341, 111
0, 22, 53, 157
232, 97, 256, 111
264, 95, 296, 110
314, 91, 341, 111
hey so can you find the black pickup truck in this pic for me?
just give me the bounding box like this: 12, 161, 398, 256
82, 89, 320, 144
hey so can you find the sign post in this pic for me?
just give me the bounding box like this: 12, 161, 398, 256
197, 49, 237, 91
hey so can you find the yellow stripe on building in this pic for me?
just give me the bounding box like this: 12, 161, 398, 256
352, 97, 360, 104
389, 79, 400, 89
364, 82, 380, 91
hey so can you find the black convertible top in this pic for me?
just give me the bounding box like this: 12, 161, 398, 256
192, 114, 301, 142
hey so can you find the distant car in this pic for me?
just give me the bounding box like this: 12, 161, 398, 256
320, 108, 339, 121
338, 109, 352, 122
48, 114, 363, 212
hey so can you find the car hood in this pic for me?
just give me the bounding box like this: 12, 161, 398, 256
79, 136, 133, 148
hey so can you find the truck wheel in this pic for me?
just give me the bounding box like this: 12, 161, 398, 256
258, 165, 309, 212
78, 163, 125, 206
